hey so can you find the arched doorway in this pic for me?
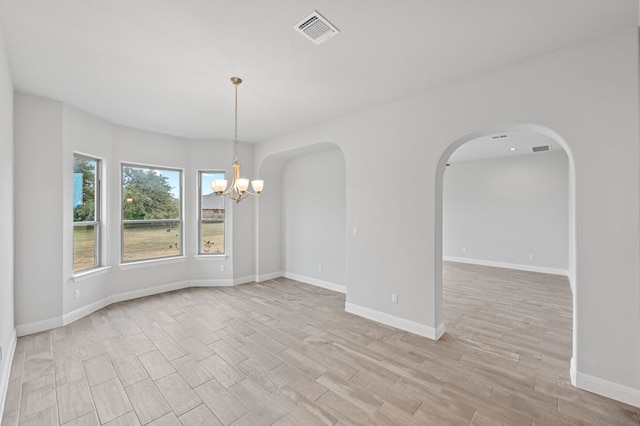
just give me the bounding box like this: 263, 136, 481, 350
255, 142, 347, 294
434, 124, 577, 385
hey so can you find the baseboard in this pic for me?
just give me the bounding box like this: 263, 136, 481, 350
0, 328, 17, 422
16, 316, 63, 337
19, 279, 237, 337
63, 297, 112, 326
575, 370, 640, 408
345, 302, 444, 340
284, 272, 346, 294
190, 279, 234, 287
443, 256, 569, 276
570, 356, 577, 386
255, 271, 284, 282
233, 275, 256, 286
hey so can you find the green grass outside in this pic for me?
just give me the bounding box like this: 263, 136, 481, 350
122, 222, 181, 262
73, 226, 96, 271
73, 221, 225, 270
200, 221, 224, 254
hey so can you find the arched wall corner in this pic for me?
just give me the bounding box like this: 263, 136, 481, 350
433, 122, 577, 384
254, 141, 346, 290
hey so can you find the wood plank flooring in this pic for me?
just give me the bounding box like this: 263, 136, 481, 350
2, 261, 640, 425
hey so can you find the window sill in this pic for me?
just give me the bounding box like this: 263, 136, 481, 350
194, 254, 228, 260
119, 256, 187, 270
72, 266, 112, 282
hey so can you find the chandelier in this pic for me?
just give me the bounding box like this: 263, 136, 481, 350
211, 77, 264, 203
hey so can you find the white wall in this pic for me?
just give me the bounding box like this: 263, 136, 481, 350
255, 29, 640, 403
0, 24, 15, 421
283, 149, 346, 291
231, 142, 256, 283
188, 140, 235, 283
6, 25, 640, 409
443, 150, 568, 274
14, 95, 64, 330
255, 157, 284, 281
13, 93, 258, 335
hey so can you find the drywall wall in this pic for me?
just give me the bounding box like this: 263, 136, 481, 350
255, 158, 284, 281
0, 24, 15, 421
231, 142, 257, 283
14, 95, 64, 329
188, 139, 235, 283
283, 149, 346, 290
443, 150, 568, 274
255, 29, 640, 401
13, 93, 258, 334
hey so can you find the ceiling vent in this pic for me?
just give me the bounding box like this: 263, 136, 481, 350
531, 145, 550, 153
490, 134, 510, 140
294, 11, 339, 45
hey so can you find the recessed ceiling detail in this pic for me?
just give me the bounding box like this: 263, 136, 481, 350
294, 10, 339, 45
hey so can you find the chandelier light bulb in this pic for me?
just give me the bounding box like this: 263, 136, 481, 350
251, 180, 264, 193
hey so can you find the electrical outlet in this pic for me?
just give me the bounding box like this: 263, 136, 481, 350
352, 226, 357, 235
74, 289, 80, 299
318, 264, 322, 272
220, 264, 225, 272
462, 247, 467, 253
529, 254, 534, 261
391, 293, 398, 304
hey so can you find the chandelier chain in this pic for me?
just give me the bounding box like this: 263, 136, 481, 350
234, 79, 239, 162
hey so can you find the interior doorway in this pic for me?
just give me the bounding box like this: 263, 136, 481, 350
434, 124, 577, 386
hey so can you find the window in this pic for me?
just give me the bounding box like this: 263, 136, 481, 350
198, 171, 225, 254
73, 154, 101, 272
121, 164, 182, 262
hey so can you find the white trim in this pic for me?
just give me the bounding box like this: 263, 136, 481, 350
110, 280, 192, 305
63, 297, 112, 326
72, 266, 112, 282
435, 322, 445, 339
193, 254, 227, 260
0, 328, 17, 422
119, 256, 187, 270
443, 256, 569, 276
190, 279, 233, 287
575, 370, 640, 408
284, 272, 346, 294
345, 302, 444, 340
16, 316, 63, 337
63, 280, 192, 325
570, 356, 577, 386
18, 279, 237, 336
256, 271, 284, 282
233, 276, 255, 286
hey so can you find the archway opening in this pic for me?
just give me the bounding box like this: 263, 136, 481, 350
435, 124, 577, 385
256, 142, 347, 294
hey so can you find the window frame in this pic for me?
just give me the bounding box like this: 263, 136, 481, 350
198, 170, 226, 256
73, 153, 102, 273
120, 162, 184, 264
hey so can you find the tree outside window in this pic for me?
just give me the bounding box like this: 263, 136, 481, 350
73, 154, 100, 271
121, 164, 182, 262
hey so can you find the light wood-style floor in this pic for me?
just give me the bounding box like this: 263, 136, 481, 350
2, 262, 640, 425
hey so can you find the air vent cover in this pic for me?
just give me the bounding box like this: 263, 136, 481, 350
294, 11, 339, 45
531, 145, 550, 153
490, 134, 510, 140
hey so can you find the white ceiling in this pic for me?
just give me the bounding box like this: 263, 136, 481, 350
448, 131, 561, 164
0, 1, 636, 143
